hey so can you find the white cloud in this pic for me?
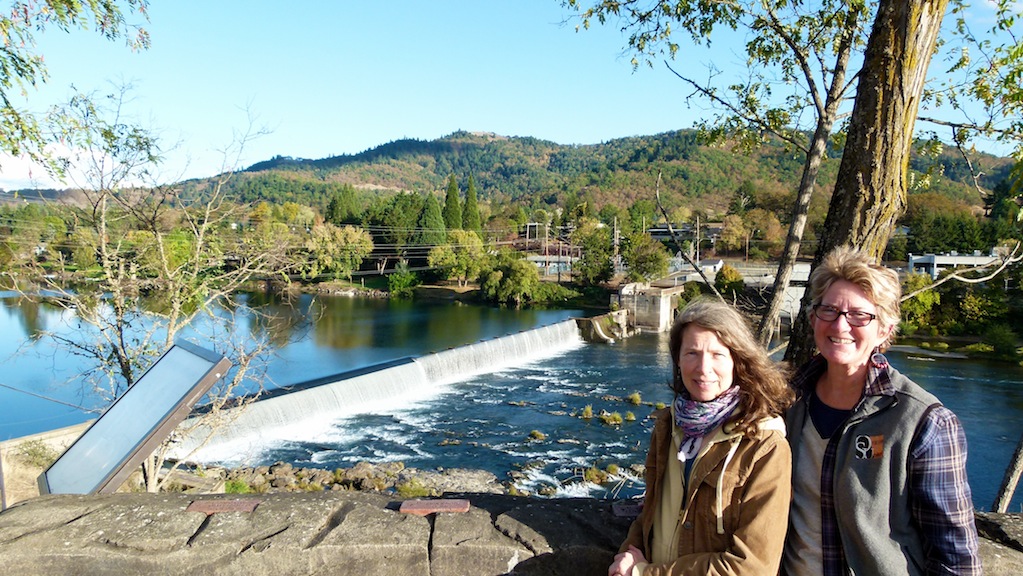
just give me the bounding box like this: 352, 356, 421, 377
0, 153, 66, 191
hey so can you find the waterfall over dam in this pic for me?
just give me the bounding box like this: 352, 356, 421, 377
170, 319, 585, 463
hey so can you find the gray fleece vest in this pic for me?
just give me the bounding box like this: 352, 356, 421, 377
786, 367, 940, 575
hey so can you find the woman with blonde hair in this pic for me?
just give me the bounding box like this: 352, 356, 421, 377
782, 246, 980, 575
609, 298, 794, 575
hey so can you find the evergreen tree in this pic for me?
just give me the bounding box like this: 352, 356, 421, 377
462, 174, 482, 237
417, 193, 446, 247
324, 184, 358, 226
369, 192, 425, 255
443, 174, 462, 230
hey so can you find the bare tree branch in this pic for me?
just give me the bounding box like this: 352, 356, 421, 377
901, 242, 1023, 302
652, 171, 725, 301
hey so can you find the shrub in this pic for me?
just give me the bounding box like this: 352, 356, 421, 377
528, 430, 546, 441
580, 405, 594, 419
985, 324, 1020, 358
396, 478, 435, 498
626, 392, 642, 405
15, 440, 59, 468
224, 479, 253, 494
583, 466, 608, 484
714, 264, 745, 297
676, 281, 706, 309
963, 342, 995, 353
599, 411, 624, 426
625, 411, 636, 421
748, 247, 768, 261
532, 281, 580, 304
387, 262, 420, 299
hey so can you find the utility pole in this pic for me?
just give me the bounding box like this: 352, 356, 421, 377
695, 214, 701, 267
544, 221, 549, 278
613, 216, 620, 274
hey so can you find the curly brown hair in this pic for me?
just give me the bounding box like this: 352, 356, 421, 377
669, 298, 794, 437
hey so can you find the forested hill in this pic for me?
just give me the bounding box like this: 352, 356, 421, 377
224, 129, 1011, 216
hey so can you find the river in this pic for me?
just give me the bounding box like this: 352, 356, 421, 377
1, 292, 1021, 511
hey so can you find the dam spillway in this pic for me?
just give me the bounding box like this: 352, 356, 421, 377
170, 319, 585, 464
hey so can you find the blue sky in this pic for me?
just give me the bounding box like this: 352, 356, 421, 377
4, 1, 714, 189
1, 1, 1013, 190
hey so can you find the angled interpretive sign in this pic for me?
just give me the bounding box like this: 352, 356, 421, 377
38, 341, 231, 495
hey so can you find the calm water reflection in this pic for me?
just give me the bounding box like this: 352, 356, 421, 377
0, 293, 586, 438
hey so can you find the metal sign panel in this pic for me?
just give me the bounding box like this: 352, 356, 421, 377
38, 341, 231, 495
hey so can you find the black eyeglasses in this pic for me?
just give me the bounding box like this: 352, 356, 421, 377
812, 304, 877, 327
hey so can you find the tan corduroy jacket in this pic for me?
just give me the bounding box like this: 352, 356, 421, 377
619, 407, 791, 576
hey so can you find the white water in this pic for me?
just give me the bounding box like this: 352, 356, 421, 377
170, 320, 585, 463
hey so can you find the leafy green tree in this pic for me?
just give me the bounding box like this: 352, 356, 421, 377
416, 193, 446, 247
719, 215, 746, 252
303, 223, 374, 280
567, 0, 871, 344
248, 202, 273, 229
622, 231, 669, 282
462, 174, 482, 237
598, 204, 628, 230
744, 208, 783, 255
428, 229, 484, 287
69, 227, 99, 269
571, 219, 614, 286
674, 281, 708, 309
984, 324, 1019, 359
901, 273, 941, 336
511, 205, 529, 229
427, 243, 457, 278
0, 0, 149, 162
479, 249, 540, 307
36, 89, 298, 492
729, 181, 757, 215
627, 199, 657, 234
669, 205, 693, 227
443, 174, 462, 230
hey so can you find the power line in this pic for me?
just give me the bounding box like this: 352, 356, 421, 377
0, 382, 94, 413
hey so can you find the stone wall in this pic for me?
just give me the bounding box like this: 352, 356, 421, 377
1, 491, 1021, 575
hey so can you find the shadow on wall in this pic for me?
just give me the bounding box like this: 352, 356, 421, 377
437, 492, 634, 575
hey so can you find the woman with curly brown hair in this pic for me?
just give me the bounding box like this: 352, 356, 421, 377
609, 298, 794, 576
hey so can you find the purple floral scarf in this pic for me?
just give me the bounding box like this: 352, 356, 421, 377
672, 385, 741, 439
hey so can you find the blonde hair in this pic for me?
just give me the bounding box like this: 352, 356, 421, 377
808, 246, 901, 349
669, 298, 793, 437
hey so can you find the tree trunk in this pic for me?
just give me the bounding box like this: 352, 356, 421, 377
756, 121, 834, 346
785, 0, 950, 367
994, 434, 1023, 512
755, 4, 863, 347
